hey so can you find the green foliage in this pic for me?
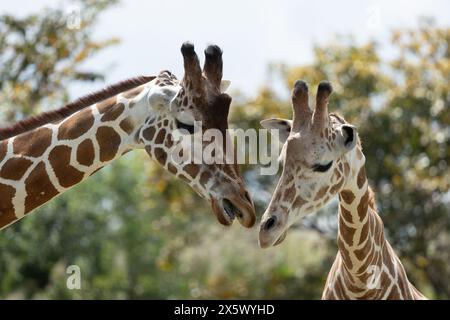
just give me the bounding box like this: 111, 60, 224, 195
0, 3, 448, 299
0, 0, 119, 123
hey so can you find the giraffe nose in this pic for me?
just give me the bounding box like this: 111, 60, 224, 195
259, 211, 288, 248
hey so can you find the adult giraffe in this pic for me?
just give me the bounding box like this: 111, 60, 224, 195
0, 43, 256, 230
258, 80, 426, 300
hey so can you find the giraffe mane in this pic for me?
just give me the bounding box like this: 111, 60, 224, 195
0, 75, 156, 140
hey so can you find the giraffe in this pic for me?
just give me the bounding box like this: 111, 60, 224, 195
0, 42, 256, 230
258, 80, 426, 300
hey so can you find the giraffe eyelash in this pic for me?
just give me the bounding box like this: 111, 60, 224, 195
312, 161, 333, 172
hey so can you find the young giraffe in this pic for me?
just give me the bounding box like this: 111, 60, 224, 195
0, 43, 256, 230
258, 80, 426, 300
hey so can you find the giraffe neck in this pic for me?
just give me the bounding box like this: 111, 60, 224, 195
322, 154, 425, 299
0, 83, 158, 230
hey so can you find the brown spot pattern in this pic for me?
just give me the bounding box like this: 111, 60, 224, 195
77, 139, 95, 166
0, 157, 33, 180
340, 205, 353, 224
357, 190, 370, 221
337, 237, 353, 269
165, 133, 174, 148
357, 269, 371, 287
357, 165, 366, 189
379, 271, 391, 291
119, 118, 134, 134
354, 235, 372, 261
293, 195, 307, 209
58, 108, 94, 140
155, 129, 166, 144
339, 219, 356, 246
13, 127, 52, 158
333, 168, 340, 179
335, 275, 350, 299
329, 179, 344, 194
386, 286, 401, 299
314, 186, 329, 200
101, 103, 124, 122
24, 162, 59, 213
96, 126, 121, 162
340, 190, 355, 204
383, 246, 397, 279
167, 162, 178, 175
143, 126, 156, 141
344, 275, 366, 294
282, 185, 296, 203
0, 183, 16, 227
359, 221, 370, 245
96, 97, 117, 114
183, 164, 199, 178
153, 147, 167, 165
49, 146, 84, 188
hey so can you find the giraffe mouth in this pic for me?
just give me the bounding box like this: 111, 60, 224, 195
222, 198, 241, 222
211, 197, 256, 228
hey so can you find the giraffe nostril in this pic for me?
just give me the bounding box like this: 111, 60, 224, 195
264, 216, 277, 230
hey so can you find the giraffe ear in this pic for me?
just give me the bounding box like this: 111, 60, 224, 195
175, 110, 195, 125
148, 86, 179, 109
339, 124, 357, 152
260, 118, 292, 143
220, 80, 231, 93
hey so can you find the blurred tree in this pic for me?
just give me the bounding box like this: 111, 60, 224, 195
0, 0, 119, 124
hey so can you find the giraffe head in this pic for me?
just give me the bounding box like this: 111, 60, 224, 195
258, 80, 363, 247
138, 43, 256, 228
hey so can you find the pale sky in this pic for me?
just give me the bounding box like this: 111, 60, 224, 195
2, 0, 449, 98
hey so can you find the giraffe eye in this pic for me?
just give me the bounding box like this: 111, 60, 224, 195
175, 119, 195, 134
313, 161, 333, 172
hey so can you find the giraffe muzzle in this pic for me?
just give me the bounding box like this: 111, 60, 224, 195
259, 214, 288, 248
211, 195, 256, 228
223, 199, 238, 221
